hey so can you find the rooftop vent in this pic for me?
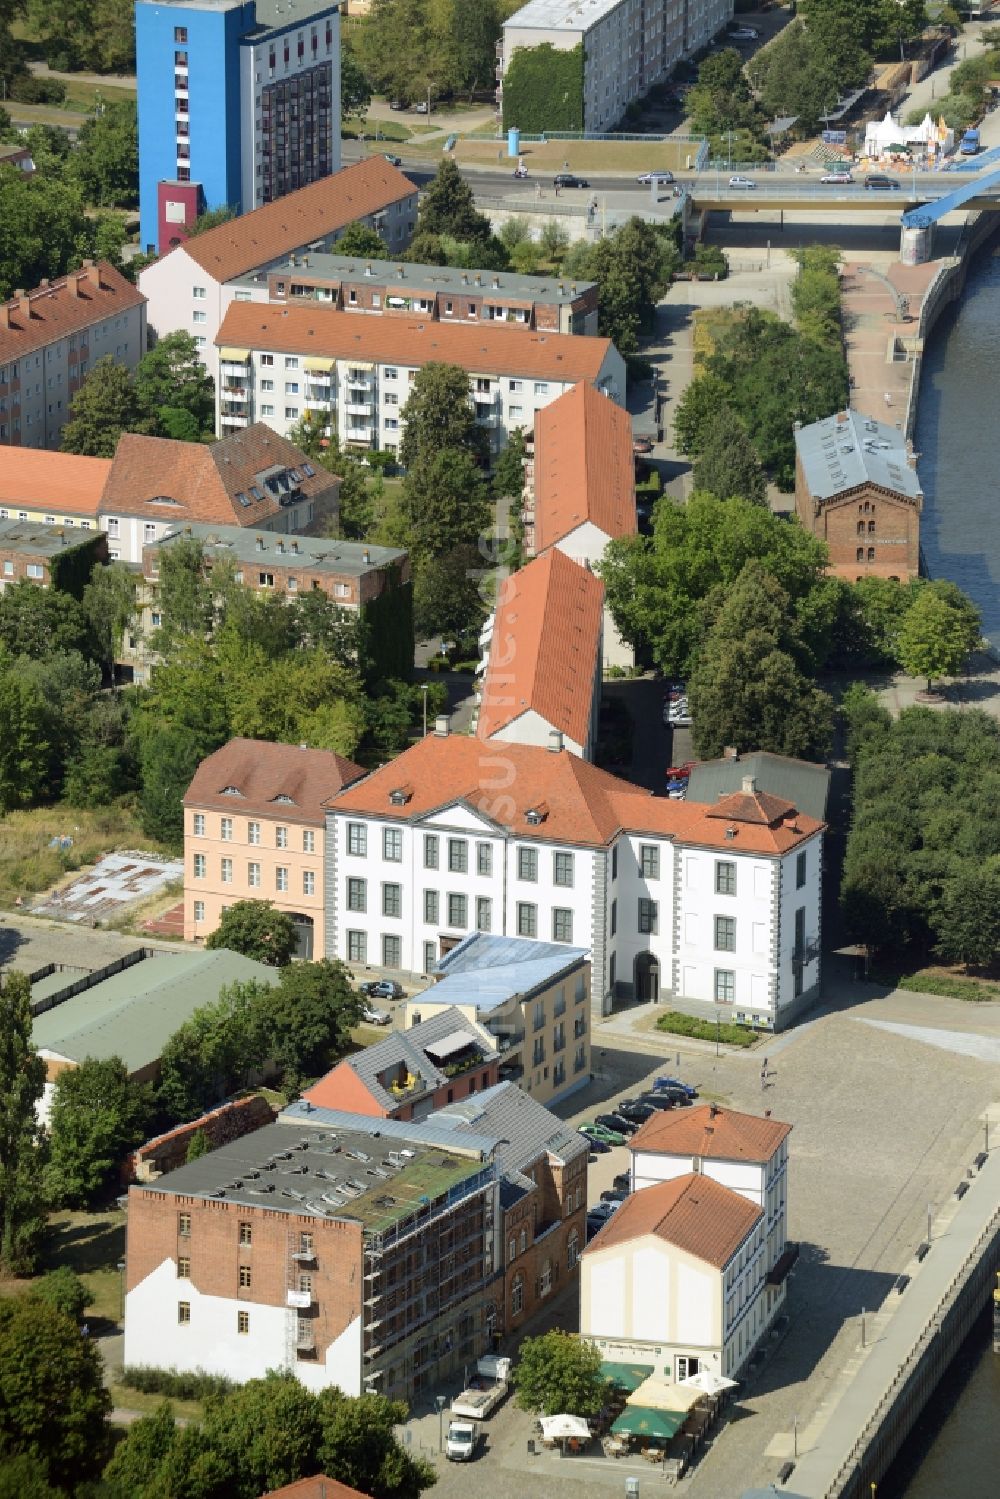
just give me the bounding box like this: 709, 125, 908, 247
742, 775, 757, 795
434, 714, 450, 737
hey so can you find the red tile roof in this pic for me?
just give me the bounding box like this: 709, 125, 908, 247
173, 159, 416, 285
585, 1174, 762, 1268
477, 551, 603, 748
101, 423, 338, 524
533, 382, 637, 552
215, 302, 616, 385
328, 738, 823, 854
0, 449, 112, 516
263, 1478, 372, 1499
184, 738, 364, 824
0, 261, 145, 363
630, 1105, 791, 1163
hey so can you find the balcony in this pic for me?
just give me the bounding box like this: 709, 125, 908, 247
286, 1288, 312, 1309
220, 409, 249, 427
222, 384, 247, 402
345, 401, 373, 416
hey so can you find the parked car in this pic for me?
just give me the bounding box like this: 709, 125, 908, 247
637, 170, 675, 185
579, 1129, 611, 1154
729, 27, 759, 40
581, 1122, 625, 1145
639, 1092, 676, 1111
362, 1003, 391, 1026
617, 1099, 656, 1123
360, 979, 404, 1000
667, 707, 693, 727
654, 1075, 698, 1099
665, 762, 693, 780
601, 1188, 629, 1205
381, 152, 402, 167
613, 1170, 632, 1194
729, 175, 756, 189
653, 1083, 694, 1105
632, 435, 654, 454
415, 100, 430, 113
820, 171, 853, 185
865, 174, 900, 191
595, 1112, 638, 1136
389, 99, 409, 111
554, 173, 589, 188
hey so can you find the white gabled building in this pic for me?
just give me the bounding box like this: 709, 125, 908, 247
324, 731, 824, 1030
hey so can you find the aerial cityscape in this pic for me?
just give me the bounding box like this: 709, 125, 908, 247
2, 1, 1000, 1497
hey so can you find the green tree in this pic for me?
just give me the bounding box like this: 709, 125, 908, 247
316, 1387, 436, 1499
157, 982, 272, 1124
0, 1295, 111, 1487
257, 959, 362, 1087
399, 360, 488, 470
0, 581, 94, 659
134, 331, 215, 438
492, 426, 527, 501
0, 170, 96, 301
29, 1267, 93, 1324
413, 545, 486, 642
185, 1128, 210, 1162
185, 204, 236, 237
150, 535, 214, 649
566, 218, 679, 357
692, 407, 767, 505
401, 449, 492, 564
82, 561, 139, 679
340, 50, 372, 121
935, 863, 1000, 970
46, 1056, 151, 1208
19, 651, 102, 797
416, 157, 492, 244
68, 100, 139, 208
513, 1330, 608, 1417
896, 580, 981, 690
135, 724, 206, 847
61, 354, 145, 456
335, 220, 388, 258
205, 899, 298, 966
0, 652, 49, 814
0, 971, 47, 1274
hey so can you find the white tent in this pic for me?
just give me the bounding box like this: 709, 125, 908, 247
540, 1413, 592, 1440
678, 1369, 738, 1397
627, 1377, 700, 1413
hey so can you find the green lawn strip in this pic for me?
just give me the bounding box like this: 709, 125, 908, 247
879, 969, 1000, 1003
654, 1010, 759, 1047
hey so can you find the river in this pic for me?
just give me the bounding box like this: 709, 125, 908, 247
880, 239, 1000, 1495
914, 237, 1000, 652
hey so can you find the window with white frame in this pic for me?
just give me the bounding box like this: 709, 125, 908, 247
347, 823, 366, 856
221, 817, 233, 841
303, 870, 315, 896
347, 930, 366, 963
221, 857, 233, 883
248, 862, 261, 888
276, 825, 288, 848
193, 900, 205, 922
193, 853, 206, 878
303, 829, 315, 853
275, 867, 289, 892
383, 827, 402, 862
192, 813, 205, 836
248, 820, 261, 846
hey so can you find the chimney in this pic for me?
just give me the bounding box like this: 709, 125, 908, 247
290, 539, 299, 554
723, 746, 738, 761
742, 775, 757, 794
39, 278, 49, 289
709, 1104, 720, 1118
0, 305, 9, 330
492, 276, 500, 289
84, 261, 101, 289
69, 274, 82, 298
792, 419, 802, 432
15, 291, 29, 318
548, 728, 563, 754
434, 714, 450, 737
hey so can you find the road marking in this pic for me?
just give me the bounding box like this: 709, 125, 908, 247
854, 1017, 1000, 1062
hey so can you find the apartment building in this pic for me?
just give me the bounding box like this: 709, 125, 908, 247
474, 549, 604, 761
212, 302, 625, 458
580, 1172, 767, 1384
237, 253, 599, 335
123, 1106, 501, 1399
136, 0, 342, 254
629, 1105, 794, 1315
527, 379, 637, 668
184, 737, 364, 957
0, 261, 147, 450
0, 518, 107, 592
500, 0, 734, 134
324, 731, 825, 1030
139, 157, 418, 386
303, 1007, 501, 1122
0, 450, 111, 532
794, 409, 922, 581
408, 933, 592, 1109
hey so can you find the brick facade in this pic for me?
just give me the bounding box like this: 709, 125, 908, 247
129, 1095, 277, 1182
794, 452, 921, 581
500, 1147, 587, 1335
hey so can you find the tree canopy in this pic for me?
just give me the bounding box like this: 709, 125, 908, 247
895, 580, 981, 689
46, 1056, 152, 1208
0, 971, 47, 1273
513, 1330, 609, 1417
415, 157, 493, 245
204, 900, 298, 967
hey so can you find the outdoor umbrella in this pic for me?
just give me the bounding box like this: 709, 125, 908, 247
678, 1369, 738, 1397
540, 1414, 591, 1441
627, 1377, 700, 1413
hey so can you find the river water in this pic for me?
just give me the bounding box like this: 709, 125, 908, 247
880, 241, 1000, 1495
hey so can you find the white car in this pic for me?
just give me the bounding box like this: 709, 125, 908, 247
362, 1003, 391, 1026
668, 710, 693, 727
729, 175, 756, 190
637, 170, 674, 185
730, 27, 759, 40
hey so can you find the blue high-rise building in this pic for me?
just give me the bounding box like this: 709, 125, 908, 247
136, 0, 341, 255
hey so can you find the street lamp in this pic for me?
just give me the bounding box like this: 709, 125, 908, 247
420, 682, 429, 737
435, 1393, 447, 1453
116, 1259, 126, 1323
793, 1414, 799, 1458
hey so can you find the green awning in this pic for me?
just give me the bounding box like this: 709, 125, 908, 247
600, 1361, 654, 1393
611, 1405, 686, 1440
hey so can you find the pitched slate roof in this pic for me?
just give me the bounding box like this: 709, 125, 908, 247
175, 159, 416, 284
0, 450, 112, 516
216, 302, 616, 384
630, 1104, 791, 1163
303, 1008, 498, 1114
0, 261, 145, 362
434, 1080, 589, 1174
328, 739, 824, 855
184, 738, 363, 825
533, 381, 637, 552
476, 550, 604, 747
585, 1174, 762, 1268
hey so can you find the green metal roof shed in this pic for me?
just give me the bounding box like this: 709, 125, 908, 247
686, 752, 830, 823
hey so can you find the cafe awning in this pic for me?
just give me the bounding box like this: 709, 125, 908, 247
600, 1361, 654, 1392
627, 1378, 699, 1413
611, 1405, 686, 1440
219, 347, 249, 362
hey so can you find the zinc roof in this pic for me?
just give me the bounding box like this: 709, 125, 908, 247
434, 1079, 589, 1175
242, 251, 596, 306
795, 408, 922, 504
686, 753, 830, 823
585, 1173, 762, 1268
428, 932, 588, 1015
533, 381, 637, 552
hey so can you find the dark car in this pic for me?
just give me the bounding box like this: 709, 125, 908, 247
587, 1212, 611, 1240
360, 979, 404, 1000
640, 1092, 676, 1112
554, 173, 589, 189
653, 1083, 694, 1105
654, 1075, 698, 1099
613, 1171, 632, 1194
579, 1129, 611, 1154
596, 1112, 638, 1135
381, 152, 402, 167
617, 1100, 656, 1123
865, 175, 900, 191
601, 1188, 629, 1205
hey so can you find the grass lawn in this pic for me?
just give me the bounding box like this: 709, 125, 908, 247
42, 1208, 128, 1329
655, 1010, 759, 1047
881, 966, 1000, 1003
455, 136, 698, 174
0, 800, 166, 909
108, 1383, 205, 1422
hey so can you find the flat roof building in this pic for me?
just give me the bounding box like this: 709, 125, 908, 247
0, 518, 108, 591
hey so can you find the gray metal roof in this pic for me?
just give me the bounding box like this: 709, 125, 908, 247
686, 753, 830, 823
337, 1006, 498, 1112
150, 523, 405, 578
432, 1080, 589, 1176
236, 252, 596, 305
429, 933, 589, 1016
281, 1098, 500, 1157
504, 0, 625, 33
32, 950, 279, 1073
795, 409, 922, 504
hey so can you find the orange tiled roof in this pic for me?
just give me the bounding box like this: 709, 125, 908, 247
533, 381, 637, 552
101, 423, 337, 524
174, 159, 416, 284
184, 738, 363, 824
630, 1104, 791, 1163
585, 1173, 762, 1268
0, 261, 145, 363
0, 448, 112, 516
328, 739, 824, 854
477, 550, 603, 747
215, 302, 615, 384
263, 1477, 372, 1499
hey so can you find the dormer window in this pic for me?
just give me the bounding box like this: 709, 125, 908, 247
525, 802, 548, 826
389, 784, 413, 806
221, 785, 243, 796
272, 794, 294, 804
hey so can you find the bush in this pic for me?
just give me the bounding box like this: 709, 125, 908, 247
10, 76, 67, 105
501, 42, 584, 132
893, 971, 1000, 1002
654, 1010, 758, 1046
119, 1366, 236, 1400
